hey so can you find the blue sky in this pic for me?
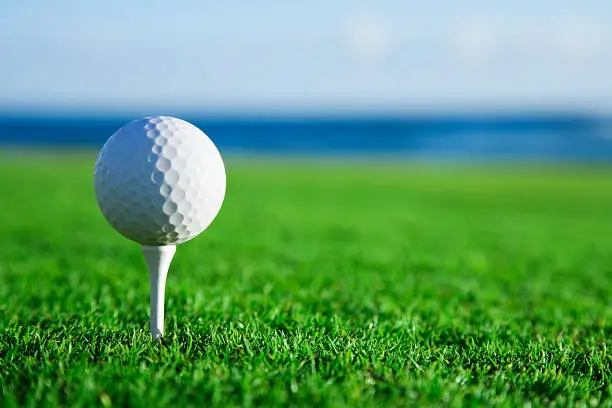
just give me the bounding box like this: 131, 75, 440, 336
2, 1, 611, 114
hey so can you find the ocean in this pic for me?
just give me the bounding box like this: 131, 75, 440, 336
1, 113, 611, 161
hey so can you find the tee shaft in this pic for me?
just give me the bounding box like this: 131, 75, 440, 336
141, 245, 177, 340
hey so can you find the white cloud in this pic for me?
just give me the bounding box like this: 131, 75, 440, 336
449, 19, 500, 65
444, 13, 612, 68
342, 13, 395, 66
552, 19, 605, 61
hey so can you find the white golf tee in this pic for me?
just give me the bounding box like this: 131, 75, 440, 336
142, 245, 177, 341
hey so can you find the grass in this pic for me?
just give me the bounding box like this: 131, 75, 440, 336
1, 152, 611, 407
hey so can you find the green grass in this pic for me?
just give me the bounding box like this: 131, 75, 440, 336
1, 152, 612, 407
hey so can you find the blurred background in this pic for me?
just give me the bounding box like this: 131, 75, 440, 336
1, 0, 611, 158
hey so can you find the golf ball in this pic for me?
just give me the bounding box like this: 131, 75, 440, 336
94, 116, 226, 246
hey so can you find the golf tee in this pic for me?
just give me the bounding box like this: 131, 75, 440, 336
142, 245, 177, 341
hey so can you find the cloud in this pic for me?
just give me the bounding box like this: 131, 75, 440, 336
342, 13, 395, 66
449, 19, 500, 66
444, 13, 612, 68
552, 19, 605, 61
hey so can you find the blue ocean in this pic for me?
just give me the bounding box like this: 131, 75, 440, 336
1, 114, 612, 161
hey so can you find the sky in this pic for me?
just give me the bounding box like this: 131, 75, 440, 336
1, 1, 612, 114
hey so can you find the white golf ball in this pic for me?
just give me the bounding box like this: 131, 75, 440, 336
93, 115, 226, 246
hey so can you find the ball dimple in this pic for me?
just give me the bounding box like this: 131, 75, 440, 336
156, 122, 169, 131
155, 136, 168, 146
147, 152, 157, 163
168, 137, 182, 147
170, 188, 186, 203
189, 219, 201, 233
127, 184, 140, 197
179, 201, 193, 217
169, 213, 184, 225
132, 200, 146, 213
160, 183, 172, 198
165, 169, 179, 185
152, 145, 163, 154
151, 171, 164, 185
162, 145, 178, 159
162, 224, 175, 233
146, 129, 160, 138
172, 157, 186, 172
149, 117, 163, 124
163, 201, 178, 215
156, 158, 171, 172
154, 212, 169, 227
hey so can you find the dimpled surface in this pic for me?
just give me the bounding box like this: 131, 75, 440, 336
94, 116, 226, 246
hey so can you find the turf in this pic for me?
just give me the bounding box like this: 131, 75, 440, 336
1, 153, 611, 407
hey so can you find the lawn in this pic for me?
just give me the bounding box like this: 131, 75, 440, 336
0, 152, 611, 407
